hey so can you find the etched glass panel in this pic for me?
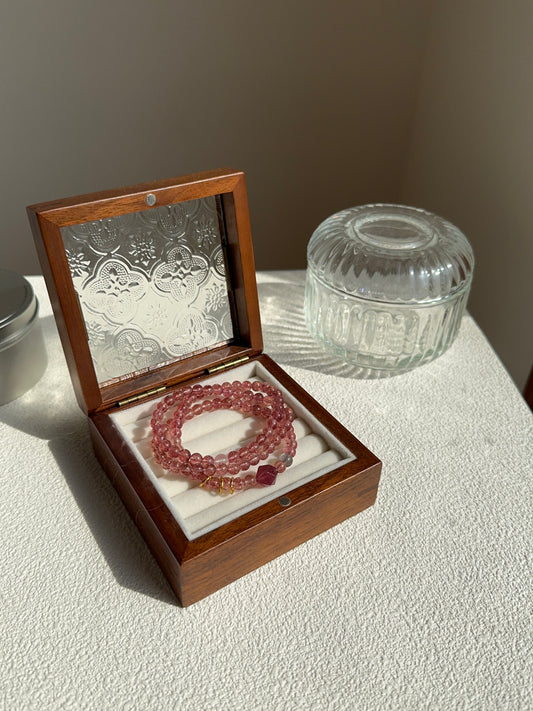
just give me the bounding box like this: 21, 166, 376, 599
61, 196, 235, 384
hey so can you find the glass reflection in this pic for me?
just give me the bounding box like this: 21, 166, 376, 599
61, 196, 234, 383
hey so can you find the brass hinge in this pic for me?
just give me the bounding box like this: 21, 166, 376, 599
206, 354, 250, 375
117, 385, 166, 408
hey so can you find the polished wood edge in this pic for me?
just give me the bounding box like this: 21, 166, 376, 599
180, 462, 381, 606
27, 168, 244, 223
28, 207, 96, 414
221, 178, 263, 354
90, 353, 382, 605
89, 416, 186, 604
91, 412, 190, 559
27, 168, 263, 414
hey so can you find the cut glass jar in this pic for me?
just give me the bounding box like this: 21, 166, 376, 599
305, 204, 474, 375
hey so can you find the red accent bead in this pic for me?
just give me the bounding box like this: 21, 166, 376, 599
256, 465, 278, 486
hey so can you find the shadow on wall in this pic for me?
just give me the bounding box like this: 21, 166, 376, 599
0, 312, 176, 607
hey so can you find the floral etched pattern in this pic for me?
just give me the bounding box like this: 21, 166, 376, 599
153, 245, 208, 301
156, 204, 187, 237
84, 259, 148, 324
78, 219, 122, 253
115, 329, 163, 369
166, 311, 219, 356
66, 248, 90, 278
204, 281, 228, 313
194, 213, 218, 251
213, 246, 227, 278
61, 195, 235, 383
127, 231, 158, 268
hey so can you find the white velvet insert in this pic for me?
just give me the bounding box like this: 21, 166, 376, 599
110, 361, 355, 539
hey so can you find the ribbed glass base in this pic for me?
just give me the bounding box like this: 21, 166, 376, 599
304, 270, 469, 375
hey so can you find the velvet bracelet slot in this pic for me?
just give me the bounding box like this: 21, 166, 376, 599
109, 360, 352, 540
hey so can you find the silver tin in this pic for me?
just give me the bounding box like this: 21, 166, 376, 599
0, 269, 47, 404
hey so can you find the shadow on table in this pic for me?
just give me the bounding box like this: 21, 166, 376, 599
258, 281, 391, 380
49, 434, 178, 606
0, 388, 177, 607
0, 278, 386, 608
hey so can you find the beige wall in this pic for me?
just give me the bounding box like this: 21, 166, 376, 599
401, 0, 533, 390
2, 1, 530, 389
1, 0, 429, 275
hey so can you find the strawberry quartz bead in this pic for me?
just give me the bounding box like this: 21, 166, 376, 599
191, 466, 205, 480
244, 474, 255, 488
176, 449, 191, 464
180, 464, 192, 478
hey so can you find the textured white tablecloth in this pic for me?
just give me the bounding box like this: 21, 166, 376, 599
1, 271, 532, 711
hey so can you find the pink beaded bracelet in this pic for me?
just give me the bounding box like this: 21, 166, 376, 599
150, 380, 297, 494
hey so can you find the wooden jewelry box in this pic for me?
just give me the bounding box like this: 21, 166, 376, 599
28, 169, 382, 606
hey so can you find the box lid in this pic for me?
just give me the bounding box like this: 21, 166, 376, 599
28, 169, 263, 414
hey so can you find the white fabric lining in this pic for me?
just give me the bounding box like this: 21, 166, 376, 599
110, 360, 355, 539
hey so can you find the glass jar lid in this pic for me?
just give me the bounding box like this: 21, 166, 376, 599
306, 204, 474, 304
0, 269, 38, 347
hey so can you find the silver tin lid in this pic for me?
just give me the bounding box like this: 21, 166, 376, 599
0, 269, 39, 348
